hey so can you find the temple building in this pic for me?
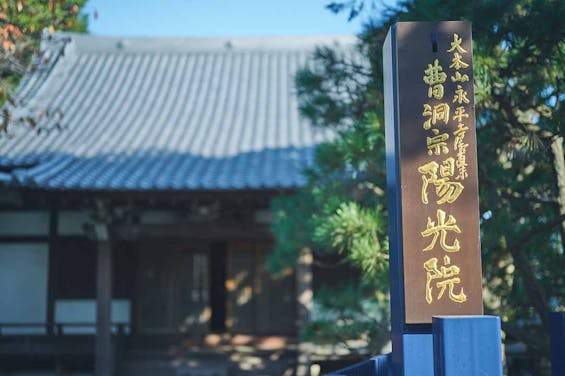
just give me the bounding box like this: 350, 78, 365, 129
0, 33, 353, 375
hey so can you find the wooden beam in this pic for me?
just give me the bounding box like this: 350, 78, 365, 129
0, 235, 49, 242
19, 187, 291, 206
115, 223, 273, 241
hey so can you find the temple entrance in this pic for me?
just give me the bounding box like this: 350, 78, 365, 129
136, 242, 210, 334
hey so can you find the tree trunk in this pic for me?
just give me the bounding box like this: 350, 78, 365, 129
296, 247, 313, 376
508, 244, 549, 332
551, 135, 565, 253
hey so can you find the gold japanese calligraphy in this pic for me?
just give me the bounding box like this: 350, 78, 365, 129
447, 33, 467, 54
386, 21, 483, 322
453, 85, 470, 104
449, 53, 469, 70
451, 71, 469, 82
426, 133, 450, 156
421, 209, 461, 252
417, 31, 474, 306
422, 103, 450, 130
454, 124, 469, 180
453, 106, 469, 122
424, 255, 467, 304
423, 59, 447, 99
418, 158, 464, 204
387, 21, 483, 322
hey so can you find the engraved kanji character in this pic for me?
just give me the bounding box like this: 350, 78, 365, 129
429, 84, 444, 100
454, 124, 469, 148
418, 159, 464, 204
453, 85, 470, 104
420, 209, 461, 252
447, 33, 467, 54
449, 53, 469, 70
423, 59, 447, 99
439, 156, 455, 177
427, 133, 450, 156
424, 255, 467, 304
422, 103, 450, 130
456, 148, 469, 180
451, 71, 469, 83
453, 106, 469, 123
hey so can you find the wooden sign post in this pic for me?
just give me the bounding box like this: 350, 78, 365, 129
383, 21, 501, 376
331, 21, 504, 375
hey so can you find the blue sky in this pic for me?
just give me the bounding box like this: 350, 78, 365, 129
85, 0, 374, 36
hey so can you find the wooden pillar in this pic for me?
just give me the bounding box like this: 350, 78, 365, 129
209, 241, 227, 333
296, 247, 313, 376
95, 224, 113, 376
46, 210, 58, 336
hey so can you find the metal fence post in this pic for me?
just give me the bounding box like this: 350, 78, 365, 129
550, 312, 565, 376
432, 316, 502, 376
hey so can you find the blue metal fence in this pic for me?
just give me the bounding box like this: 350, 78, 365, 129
330, 353, 392, 376
551, 312, 565, 376
330, 316, 503, 376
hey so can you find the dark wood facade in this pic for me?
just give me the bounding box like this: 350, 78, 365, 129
0, 189, 299, 374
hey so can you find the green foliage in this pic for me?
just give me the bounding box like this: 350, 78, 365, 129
0, 0, 88, 133
269, 112, 389, 277
270, 0, 565, 366
269, 113, 391, 355
302, 283, 390, 354
314, 201, 387, 280
269, 191, 318, 272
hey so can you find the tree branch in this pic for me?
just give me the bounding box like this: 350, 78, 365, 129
505, 212, 565, 332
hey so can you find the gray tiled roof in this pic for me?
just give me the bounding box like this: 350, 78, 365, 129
0, 33, 354, 191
